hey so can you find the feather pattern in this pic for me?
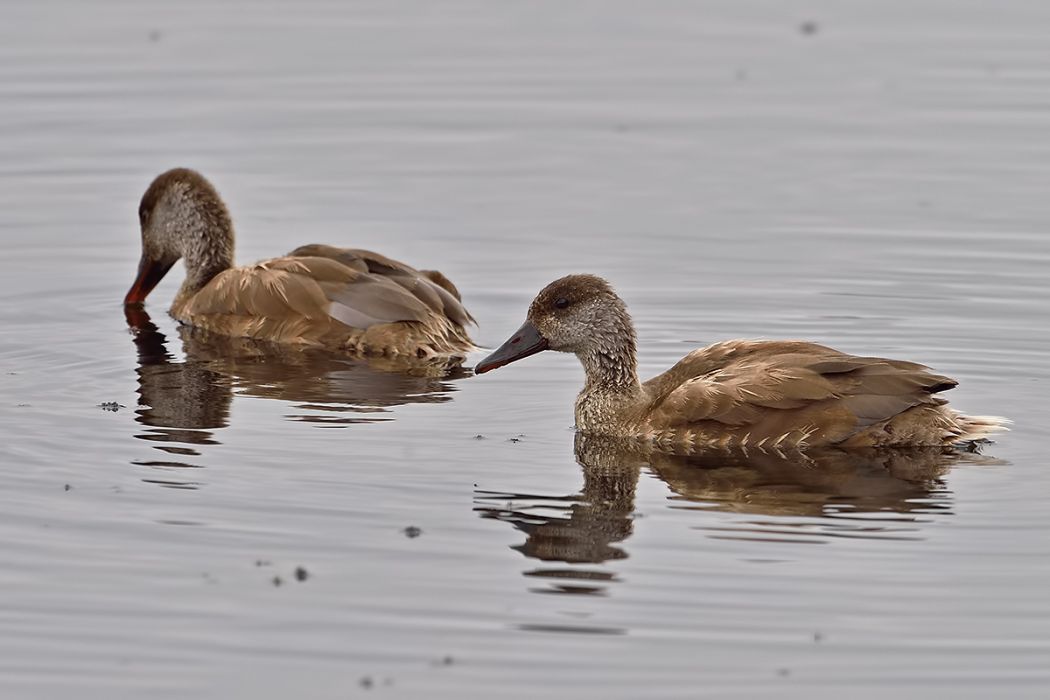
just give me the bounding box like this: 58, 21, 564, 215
175, 253, 475, 358
642, 339, 971, 447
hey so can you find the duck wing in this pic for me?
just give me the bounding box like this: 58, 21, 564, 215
646, 340, 956, 445
289, 244, 475, 327
188, 256, 444, 330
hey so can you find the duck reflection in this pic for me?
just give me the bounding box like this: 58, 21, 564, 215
476, 434, 1003, 595
125, 307, 462, 487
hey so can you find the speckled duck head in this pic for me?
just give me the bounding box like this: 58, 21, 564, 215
124, 168, 235, 306
475, 274, 638, 383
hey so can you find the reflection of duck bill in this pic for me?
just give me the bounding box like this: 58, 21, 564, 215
123, 303, 154, 332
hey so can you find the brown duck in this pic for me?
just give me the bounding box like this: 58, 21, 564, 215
124, 168, 475, 361
475, 274, 1008, 450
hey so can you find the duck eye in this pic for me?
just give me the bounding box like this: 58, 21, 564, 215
554, 297, 569, 309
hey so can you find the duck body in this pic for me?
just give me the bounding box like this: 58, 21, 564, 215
125, 169, 475, 361
169, 245, 474, 357
575, 337, 1002, 451
476, 274, 1008, 450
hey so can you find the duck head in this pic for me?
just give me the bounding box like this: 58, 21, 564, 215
124, 168, 234, 306
475, 274, 634, 374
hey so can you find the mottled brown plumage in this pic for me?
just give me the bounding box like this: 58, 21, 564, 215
476, 274, 1008, 449
125, 168, 475, 363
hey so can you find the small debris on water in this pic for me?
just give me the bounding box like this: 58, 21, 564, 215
359, 676, 374, 690
473, 434, 486, 440
813, 631, 824, 643
294, 566, 309, 582
403, 526, 422, 538
777, 668, 791, 677
438, 655, 454, 666
98, 402, 125, 412
63, 484, 72, 492
254, 559, 271, 567
799, 20, 819, 35
962, 438, 991, 454
272, 575, 283, 587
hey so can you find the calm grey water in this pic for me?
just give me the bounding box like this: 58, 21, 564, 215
1, 1, 1048, 698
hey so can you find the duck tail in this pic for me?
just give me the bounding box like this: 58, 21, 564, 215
951, 411, 1012, 445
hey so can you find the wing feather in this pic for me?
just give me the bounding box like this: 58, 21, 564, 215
646, 340, 955, 441
287, 244, 475, 327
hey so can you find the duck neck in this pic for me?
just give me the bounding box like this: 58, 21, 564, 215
574, 309, 642, 432
173, 213, 234, 306
579, 341, 640, 395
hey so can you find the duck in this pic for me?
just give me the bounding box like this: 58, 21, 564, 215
124, 168, 475, 362
474, 274, 1008, 450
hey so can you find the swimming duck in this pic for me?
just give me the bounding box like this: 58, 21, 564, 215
475, 274, 1007, 450
124, 168, 475, 361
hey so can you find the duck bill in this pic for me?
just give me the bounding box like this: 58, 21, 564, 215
124, 255, 174, 306
475, 320, 549, 374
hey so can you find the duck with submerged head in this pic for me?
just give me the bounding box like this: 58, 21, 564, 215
124, 168, 475, 362
475, 274, 1008, 451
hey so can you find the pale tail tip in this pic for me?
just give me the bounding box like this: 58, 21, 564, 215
957, 414, 1011, 444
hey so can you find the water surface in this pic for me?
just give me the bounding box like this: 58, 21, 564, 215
1, 1, 1048, 698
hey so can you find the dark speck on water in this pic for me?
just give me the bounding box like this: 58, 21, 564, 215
98, 402, 124, 412
403, 526, 422, 539
294, 566, 309, 582
799, 20, 819, 35
271, 576, 283, 587
359, 676, 374, 690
